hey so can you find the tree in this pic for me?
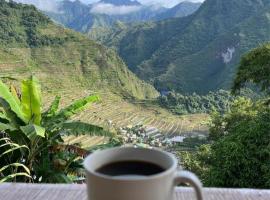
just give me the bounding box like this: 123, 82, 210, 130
180, 43, 270, 189
0, 76, 112, 183
206, 99, 270, 188
232, 44, 270, 95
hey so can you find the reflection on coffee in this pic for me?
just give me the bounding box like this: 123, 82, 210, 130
96, 161, 165, 176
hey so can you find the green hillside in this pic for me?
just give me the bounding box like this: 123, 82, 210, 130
0, 0, 158, 99
93, 0, 270, 94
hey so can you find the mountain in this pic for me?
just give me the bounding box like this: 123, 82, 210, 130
43, 0, 199, 34
93, 0, 270, 94
0, 0, 158, 99
154, 1, 201, 20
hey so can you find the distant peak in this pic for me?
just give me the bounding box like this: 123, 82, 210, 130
99, 0, 141, 6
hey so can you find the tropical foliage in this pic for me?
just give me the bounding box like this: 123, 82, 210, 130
232, 43, 270, 95
158, 89, 260, 115
158, 90, 234, 115
180, 44, 270, 189
0, 76, 111, 183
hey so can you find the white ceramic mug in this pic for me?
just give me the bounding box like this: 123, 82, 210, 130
84, 147, 203, 200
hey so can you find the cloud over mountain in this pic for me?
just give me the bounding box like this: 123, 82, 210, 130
90, 2, 142, 15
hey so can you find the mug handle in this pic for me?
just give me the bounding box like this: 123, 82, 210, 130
174, 170, 203, 200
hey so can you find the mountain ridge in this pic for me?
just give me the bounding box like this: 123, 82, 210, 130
93, 0, 270, 94
0, 0, 158, 99
44, 0, 200, 34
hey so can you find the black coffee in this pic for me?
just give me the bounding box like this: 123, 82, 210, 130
96, 161, 165, 176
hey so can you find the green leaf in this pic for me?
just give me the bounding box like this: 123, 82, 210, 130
10, 84, 21, 106
0, 145, 29, 159
44, 96, 61, 118
0, 137, 11, 143
0, 163, 30, 175
62, 121, 112, 137
0, 172, 32, 183
0, 122, 16, 131
51, 173, 72, 183
21, 76, 42, 125
20, 124, 45, 140
0, 80, 25, 122
56, 95, 100, 120
0, 98, 23, 128
0, 111, 9, 121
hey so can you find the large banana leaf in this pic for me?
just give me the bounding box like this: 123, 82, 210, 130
55, 95, 100, 121
20, 124, 45, 140
0, 98, 24, 128
62, 121, 112, 137
0, 80, 25, 122
0, 112, 9, 123
10, 84, 21, 106
43, 96, 61, 118
21, 76, 42, 125
0, 122, 16, 131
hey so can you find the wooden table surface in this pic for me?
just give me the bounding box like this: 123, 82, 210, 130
0, 183, 269, 200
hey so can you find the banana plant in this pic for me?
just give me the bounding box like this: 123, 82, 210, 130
0, 76, 112, 183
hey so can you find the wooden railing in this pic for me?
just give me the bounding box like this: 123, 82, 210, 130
0, 183, 269, 200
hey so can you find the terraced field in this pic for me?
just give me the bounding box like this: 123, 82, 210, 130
43, 90, 209, 149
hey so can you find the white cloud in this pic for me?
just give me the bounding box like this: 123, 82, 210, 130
90, 3, 142, 15
82, 0, 205, 8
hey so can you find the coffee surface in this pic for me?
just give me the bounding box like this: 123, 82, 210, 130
96, 160, 165, 176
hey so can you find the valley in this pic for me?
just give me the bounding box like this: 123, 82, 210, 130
0, 0, 208, 151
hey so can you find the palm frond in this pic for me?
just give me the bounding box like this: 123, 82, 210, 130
0, 172, 32, 183
0, 144, 29, 159
0, 163, 30, 175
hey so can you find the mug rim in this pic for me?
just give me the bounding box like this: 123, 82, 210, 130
83, 147, 178, 181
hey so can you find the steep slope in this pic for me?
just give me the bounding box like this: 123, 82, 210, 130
154, 1, 201, 20
0, 0, 158, 99
94, 0, 270, 94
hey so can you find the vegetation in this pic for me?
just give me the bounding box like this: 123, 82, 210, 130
180, 44, 270, 189
93, 0, 270, 94
232, 43, 270, 95
0, 0, 75, 47
158, 90, 234, 115
158, 89, 261, 115
0, 76, 111, 183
